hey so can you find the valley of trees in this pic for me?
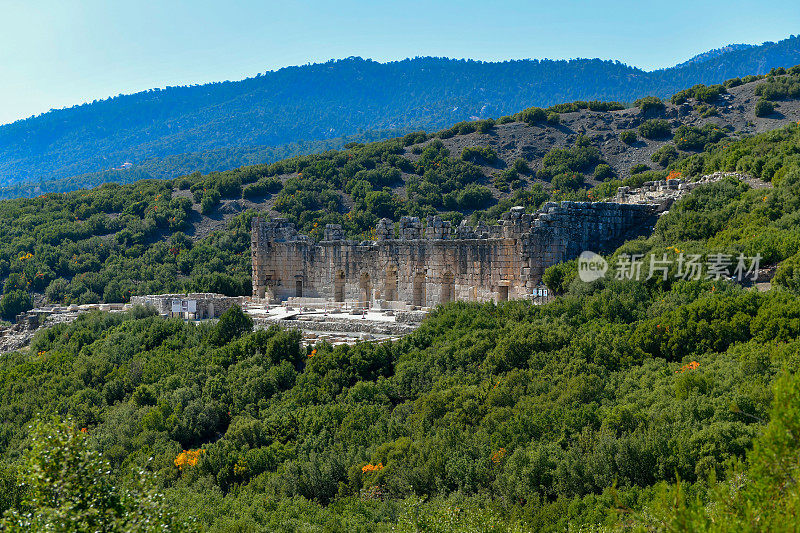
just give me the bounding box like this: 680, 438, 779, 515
2, 36, 800, 189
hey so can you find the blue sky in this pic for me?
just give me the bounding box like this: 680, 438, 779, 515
1, 0, 798, 125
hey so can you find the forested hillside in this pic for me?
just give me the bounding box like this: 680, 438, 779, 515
1, 64, 800, 529
1, 36, 800, 191
1, 67, 800, 321
3, 126, 800, 528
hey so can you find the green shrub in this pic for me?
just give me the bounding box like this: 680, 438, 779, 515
671, 83, 727, 105
538, 136, 601, 180
593, 163, 615, 181
456, 185, 493, 209
547, 101, 624, 113
639, 119, 672, 139
512, 159, 531, 174
755, 99, 775, 117
634, 96, 665, 114
651, 144, 680, 167
547, 112, 560, 124
209, 305, 253, 346
0, 420, 181, 531
200, 189, 221, 214
754, 74, 800, 100
461, 146, 498, 164
724, 77, 742, 88
673, 124, 727, 151
438, 120, 494, 139
243, 177, 283, 198
552, 172, 585, 190
474, 119, 496, 133
696, 103, 720, 117
773, 251, 800, 292
514, 107, 547, 125
630, 164, 650, 174
215, 174, 242, 198
587, 100, 625, 112
542, 259, 577, 294
491, 169, 516, 192
620, 130, 637, 145
402, 131, 429, 146
0, 290, 32, 320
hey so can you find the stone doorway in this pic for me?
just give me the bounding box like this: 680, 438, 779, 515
385, 267, 398, 301
334, 270, 345, 302
359, 272, 372, 308
441, 271, 454, 304
413, 271, 426, 307
498, 285, 509, 302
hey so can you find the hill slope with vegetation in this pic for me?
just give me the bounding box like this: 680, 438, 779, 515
2, 68, 800, 529
2, 36, 800, 192
2, 67, 800, 320
3, 128, 800, 528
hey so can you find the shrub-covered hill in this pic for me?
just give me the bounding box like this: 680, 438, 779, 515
3, 179, 800, 529
2, 36, 800, 192
5, 62, 800, 203
3, 69, 800, 319
4, 75, 800, 532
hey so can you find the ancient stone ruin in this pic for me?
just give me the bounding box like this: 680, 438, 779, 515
130, 293, 246, 319
614, 171, 759, 210
251, 201, 657, 308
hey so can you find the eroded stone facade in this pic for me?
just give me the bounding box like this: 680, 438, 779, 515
251, 202, 656, 307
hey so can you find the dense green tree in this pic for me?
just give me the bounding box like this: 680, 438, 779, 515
755, 98, 775, 117
0, 290, 32, 320
634, 96, 665, 113
0, 419, 183, 531
619, 130, 637, 145
209, 305, 253, 346
638, 119, 672, 139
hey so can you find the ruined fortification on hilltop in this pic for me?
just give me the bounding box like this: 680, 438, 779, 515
251, 200, 657, 308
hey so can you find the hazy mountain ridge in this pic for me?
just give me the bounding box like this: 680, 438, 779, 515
673, 43, 756, 67
1, 35, 799, 192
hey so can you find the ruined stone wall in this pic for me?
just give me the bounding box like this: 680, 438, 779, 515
614, 172, 755, 211
252, 202, 656, 307
130, 293, 245, 318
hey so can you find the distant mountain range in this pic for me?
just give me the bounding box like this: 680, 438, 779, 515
1, 35, 799, 194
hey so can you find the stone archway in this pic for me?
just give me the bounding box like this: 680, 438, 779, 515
334, 270, 345, 302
